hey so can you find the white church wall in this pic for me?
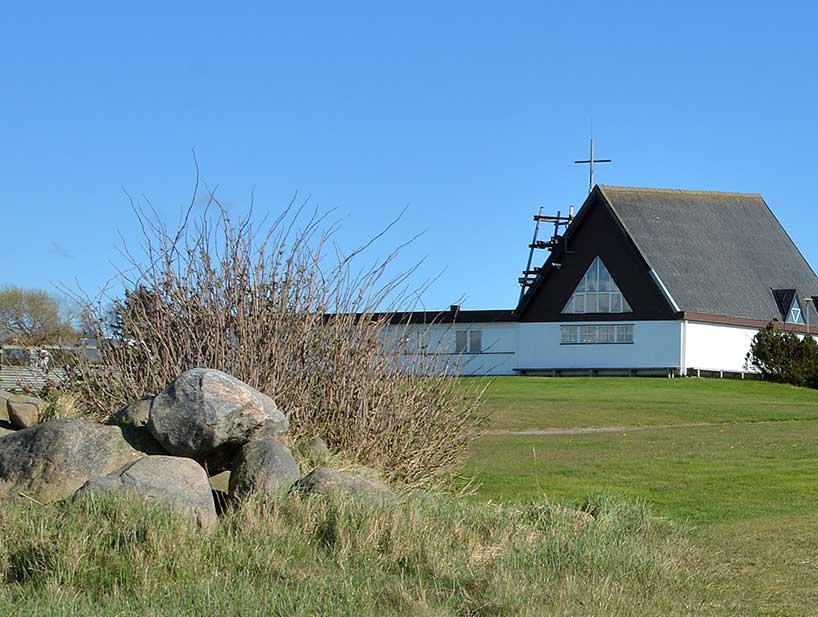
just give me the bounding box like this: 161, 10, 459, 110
379, 318, 773, 376
515, 320, 682, 371
381, 322, 517, 376
682, 321, 759, 374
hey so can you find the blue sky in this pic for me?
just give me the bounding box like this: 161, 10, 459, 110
3, 2, 817, 310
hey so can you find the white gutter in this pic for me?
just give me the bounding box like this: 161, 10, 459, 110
649, 269, 684, 374
649, 270, 681, 313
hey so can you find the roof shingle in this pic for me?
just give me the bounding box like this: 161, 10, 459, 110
598, 185, 818, 322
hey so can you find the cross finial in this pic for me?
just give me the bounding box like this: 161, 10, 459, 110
574, 137, 611, 194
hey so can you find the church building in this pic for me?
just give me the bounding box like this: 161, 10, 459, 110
385, 185, 818, 376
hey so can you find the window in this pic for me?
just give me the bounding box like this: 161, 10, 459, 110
787, 296, 806, 325
455, 331, 468, 353
560, 325, 578, 344
559, 324, 634, 345
616, 324, 634, 343
455, 329, 482, 353
562, 257, 632, 314
469, 330, 482, 354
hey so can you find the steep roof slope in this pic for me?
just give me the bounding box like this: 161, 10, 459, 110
598, 185, 818, 321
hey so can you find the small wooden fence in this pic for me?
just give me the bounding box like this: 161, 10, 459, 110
0, 366, 68, 391
0, 344, 92, 391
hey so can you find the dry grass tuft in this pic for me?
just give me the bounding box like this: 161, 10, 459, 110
0, 492, 702, 616
37, 391, 95, 423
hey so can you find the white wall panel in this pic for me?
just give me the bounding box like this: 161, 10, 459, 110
683, 321, 759, 374
515, 321, 682, 370
381, 322, 517, 376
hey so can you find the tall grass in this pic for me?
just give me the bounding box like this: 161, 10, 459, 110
66, 178, 484, 486
0, 493, 700, 616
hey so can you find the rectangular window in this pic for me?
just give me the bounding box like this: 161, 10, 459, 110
469, 330, 482, 354
560, 324, 634, 345
455, 331, 468, 353
598, 268, 611, 292
580, 325, 596, 344
616, 324, 633, 343
455, 329, 482, 353
560, 325, 578, 344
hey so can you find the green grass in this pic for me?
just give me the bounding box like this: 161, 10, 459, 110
0, 492, 701, 616
4, 376, 815, 615
466, 376, 818, 616
470, 376, 818, 430
469, 420, 818, 523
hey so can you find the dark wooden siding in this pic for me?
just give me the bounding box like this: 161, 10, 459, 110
518, 194, 676, 322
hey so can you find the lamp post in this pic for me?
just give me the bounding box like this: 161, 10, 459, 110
805, 297, 813, 340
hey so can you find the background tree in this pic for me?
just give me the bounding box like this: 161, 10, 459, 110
746, 322, 818, 388
0, 286, 77, 346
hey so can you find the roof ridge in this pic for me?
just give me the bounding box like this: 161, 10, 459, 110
598, 184, 762, 198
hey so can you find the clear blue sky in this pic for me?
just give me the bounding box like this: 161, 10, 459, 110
3, 2, 817, 310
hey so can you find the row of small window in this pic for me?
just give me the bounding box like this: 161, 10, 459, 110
455, 330, 482, 354
560, 324, 634, 345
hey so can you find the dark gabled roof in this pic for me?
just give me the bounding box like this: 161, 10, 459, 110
595, 185, 818, 322
381, 308, 516, 325
337, 308, 516, 325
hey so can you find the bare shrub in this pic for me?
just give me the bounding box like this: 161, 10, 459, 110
66, 182, 484, 486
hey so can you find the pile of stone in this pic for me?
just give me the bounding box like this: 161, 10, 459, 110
0, 369, 396, 530
1, 389, 46, 432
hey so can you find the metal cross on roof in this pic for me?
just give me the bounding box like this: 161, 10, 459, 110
574, 137, 611, 194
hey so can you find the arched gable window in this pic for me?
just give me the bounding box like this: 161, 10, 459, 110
562, 257, 632, 314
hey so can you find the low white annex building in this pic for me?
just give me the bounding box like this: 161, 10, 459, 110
383, 185, 818, 377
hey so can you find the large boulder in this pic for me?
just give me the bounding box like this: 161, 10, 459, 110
148, 369, 288, 471
291, 467, 397, 504
7, 395, 46, 429
0, 419, 143, 504
76, 456, 217, 531
228, 438, 300, 499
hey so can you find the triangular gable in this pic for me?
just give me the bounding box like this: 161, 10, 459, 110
516, 188, 677, 322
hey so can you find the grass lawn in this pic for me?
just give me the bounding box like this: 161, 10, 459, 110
466, 376, 818, 616
470, 376, 818, 430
